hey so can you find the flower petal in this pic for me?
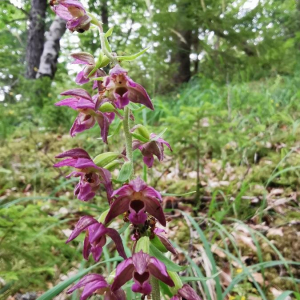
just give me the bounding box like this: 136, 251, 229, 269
81, 281, 108, 300
111, 185, 133, 198
71, 52, 95, 65
53, 158, 78, 168
144, 196, 166, 226
132, 251, 150, 274
76, 181, 95, 201
109, 64, 127, 77
105, 228, 127, 259
91, 244, 103, 262
88, 222, 107, 244
127, 82, 154, 110
67, 274, 107, 294
55, 97, 79, 109
61, 88, 91, 100
143, 186, 162, 202
55, 148, 91, 159
95, 112, 109, 144
104, 197, 131, 224
148, 257, 174, 287
52, 4, 72, 20
143, 156, 154, 168
74, 157, 99, 170
83, 234, 91, 260
129, 177, 147, 193
70, 113, 96, 137
156, 233, 177, 255
67, 216, 97, 243
178, 284, 202, 300
75, 70, 90, 85
111, 258, 134, 291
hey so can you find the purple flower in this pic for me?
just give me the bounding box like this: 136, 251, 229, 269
54, 148, 113, 201
133, 133, 172, 168
71, 52, 104, 88
55, 88, 113, 143
154, 228, 177, 255
103, 65, 154, 110
170, 284, 201, 300
111, 251, 174, 295
67, 274, 126, 300
50, 0, 92, 33
67, 216, 127, 261
105, 177, 166, 226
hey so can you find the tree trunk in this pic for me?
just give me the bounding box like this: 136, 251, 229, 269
101, 0, 109, 32
173, 29, 192, 84
25, 0, 47, 79
37, 16, 67, 79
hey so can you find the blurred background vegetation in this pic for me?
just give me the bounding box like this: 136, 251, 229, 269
1, 0, 300, 299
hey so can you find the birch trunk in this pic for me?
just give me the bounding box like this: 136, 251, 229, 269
37, 16, 66, 79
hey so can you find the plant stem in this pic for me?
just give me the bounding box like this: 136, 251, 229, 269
150, 277, 160, 300
99, 31, 117, 64
123, 106, 133, 177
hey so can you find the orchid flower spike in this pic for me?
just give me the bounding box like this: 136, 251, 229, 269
50, 0, 92, 33
67, 274, 126, 300
67, 216, 127, 261
54, 148, 113, 201
55, 88, 114, 143
133, 133, 172, 168
103, 65, 154, 110
105, 177, 165, 226
111, 251, 174, 295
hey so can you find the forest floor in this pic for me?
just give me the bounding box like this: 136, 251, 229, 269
1, 77, 300, 299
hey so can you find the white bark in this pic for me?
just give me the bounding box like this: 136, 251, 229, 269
37, 16, 66, 79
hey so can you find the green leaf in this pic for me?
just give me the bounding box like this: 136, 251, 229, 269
275, 291, 300, 300
117, 161, 132, 182
150, 235, 168, 253
149, 243, 186, 272
161, 191, 196, 197
150, 128, 167, 141
36, 257, 122, 300
105, 26, 114, 37
116, 47, 149, 61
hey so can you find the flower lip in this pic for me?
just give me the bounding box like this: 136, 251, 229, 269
115, 87, 128, 97
134, 271, 150, 283
130, 199, 145, 213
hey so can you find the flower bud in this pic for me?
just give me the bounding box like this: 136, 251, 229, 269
168, 271, 183, 294
98, 209, 110, 224
94, 152, 120, 167
135, 236, 150, 254
99, 102, 115, 113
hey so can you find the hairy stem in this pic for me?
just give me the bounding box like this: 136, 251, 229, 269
123, 106, 133, 177
150, 276, 160, 300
